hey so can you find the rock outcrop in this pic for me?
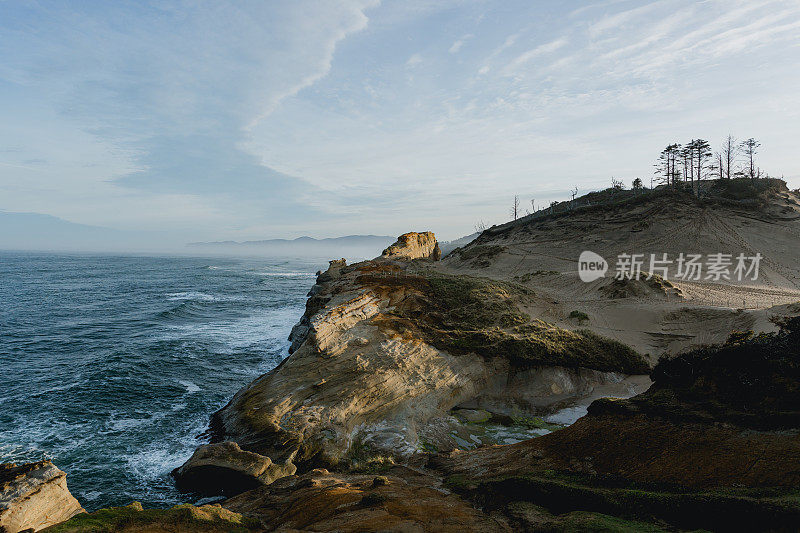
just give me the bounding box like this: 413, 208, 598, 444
381, 231, 441, 261
223, 467, 504, 532
0, 461, 84, 533
172, 441, 296, 496
429, 317, 800, 531
176, 231, 650, 496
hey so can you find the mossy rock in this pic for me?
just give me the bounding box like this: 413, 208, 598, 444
407, 273, 649, 375
43, 502, 261, 532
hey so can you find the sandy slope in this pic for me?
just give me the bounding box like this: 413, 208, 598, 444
440, 187, 800, 360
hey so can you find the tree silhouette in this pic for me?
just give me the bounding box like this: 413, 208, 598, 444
720, 135, 739, 180
740, 138, 761, 180
510, 195, 520, 220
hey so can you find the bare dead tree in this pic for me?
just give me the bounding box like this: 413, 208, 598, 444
714, 151, 724, 179
475, 220, 488, 232
510, 195, 520, 220
720, 134, 738, 180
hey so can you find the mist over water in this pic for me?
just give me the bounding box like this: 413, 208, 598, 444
0, 252, 322, 510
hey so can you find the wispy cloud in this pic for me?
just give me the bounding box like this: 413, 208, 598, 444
449, 34, 474, 53
502, 37, 569, 75
1, 0, 799, 243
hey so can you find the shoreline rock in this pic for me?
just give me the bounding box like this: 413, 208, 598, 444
175, 231, 650, 496
172, 441, 296, 497
0, 461, 84, 533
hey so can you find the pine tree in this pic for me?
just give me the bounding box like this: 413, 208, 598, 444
740, 138, 761, 180
693, 139, 712, 193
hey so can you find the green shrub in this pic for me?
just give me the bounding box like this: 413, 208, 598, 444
569, 310, 589, 324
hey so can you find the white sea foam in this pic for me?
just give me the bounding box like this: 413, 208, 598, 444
545, 405, 588, 426
109, 418, 148, 431
166, 291, 218, 302
256, 272, 315, 277
177, 380, 200, 393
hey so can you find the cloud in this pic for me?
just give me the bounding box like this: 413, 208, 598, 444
1, 0, 799, 243
503, 38, 569, 74
449, 34, 474, 53
0, 0, 378, 236
406, 53, 423, 67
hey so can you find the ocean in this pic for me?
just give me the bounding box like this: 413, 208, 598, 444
0, 251, 325, 511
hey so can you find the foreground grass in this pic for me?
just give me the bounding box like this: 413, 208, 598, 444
447, 471, 800, 532
44, 502, 261, 533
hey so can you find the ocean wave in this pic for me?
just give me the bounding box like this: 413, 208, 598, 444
166, 291, 218, 302
256, 272, 315, 277
157, 301, 214, 321
177, 380, 200, 393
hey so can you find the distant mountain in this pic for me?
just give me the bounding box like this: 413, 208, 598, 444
439, 231, 481, 256
187, 235, 396, 259
0, 211, 136, 252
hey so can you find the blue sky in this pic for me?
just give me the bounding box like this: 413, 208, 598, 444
1, 0, 799, 245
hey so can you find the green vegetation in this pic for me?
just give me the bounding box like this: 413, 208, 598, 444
446, 471, 800, 532
425, 274, 532, 330
346, 438, 397, 473
510, 415, 563, 432
455, 244, 506, 266
517, 270, 558, 283
44, 502, 260, 533
710, 176, 785, 202
568, 310, 589, 324
642, 315, 800, 429
506, 502, 671, 533
410, 274, 649, 374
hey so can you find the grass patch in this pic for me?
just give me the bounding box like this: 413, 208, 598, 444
636, 315, 800, 429
44, 502, 260, 533
346, 438, 397, 473
710, 177, 786, 203
510, 415, 563, 432
446, 471, 800, 532
455, 244, 506, 266
569, 310, 589, 324
390, 273, 649, 374
517, 270, 559, 283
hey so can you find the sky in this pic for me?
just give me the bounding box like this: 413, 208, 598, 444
1, 0, 799, 248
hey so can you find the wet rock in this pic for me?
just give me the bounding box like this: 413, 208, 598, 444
172, 441, 296, 497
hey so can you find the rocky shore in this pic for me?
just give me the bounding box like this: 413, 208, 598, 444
7, 186, 800, 532
0, 461, 84, 533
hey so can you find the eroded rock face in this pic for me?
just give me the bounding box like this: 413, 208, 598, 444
180, 247, 648, 497
382, 231, 441, 261
425, 320, 800, 531
172, 441, 296, 496
0, 461, 84, 533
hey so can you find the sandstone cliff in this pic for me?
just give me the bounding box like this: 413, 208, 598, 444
0, 461, 84, 533
174, 232, 650, 494
44, 188, 800, 532
381, 231, 441, 261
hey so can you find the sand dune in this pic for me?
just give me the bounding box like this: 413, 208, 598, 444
441, 183, 800, 360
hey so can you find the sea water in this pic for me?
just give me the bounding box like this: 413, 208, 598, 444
0, 251, 323, 510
